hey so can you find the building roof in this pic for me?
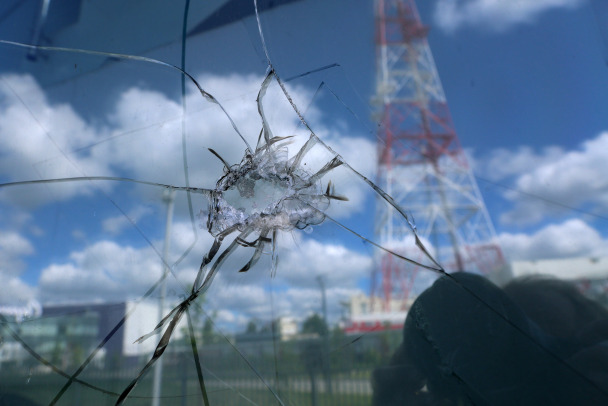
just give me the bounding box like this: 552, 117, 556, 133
511, 256, 608, 281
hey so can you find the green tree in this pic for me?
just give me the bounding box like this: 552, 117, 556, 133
301, 313, 328, 336
69, 343, 85, 368
202, 310, 219, 344
330, 325, 345, 344
245, 320, 257, 334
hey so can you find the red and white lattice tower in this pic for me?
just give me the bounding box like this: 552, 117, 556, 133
370, 0, 508, 312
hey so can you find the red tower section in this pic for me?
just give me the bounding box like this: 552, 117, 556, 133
370, 0, 508, 313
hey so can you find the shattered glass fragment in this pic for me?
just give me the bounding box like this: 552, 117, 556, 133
206, 135, 339, 237
0, 1, 456, 406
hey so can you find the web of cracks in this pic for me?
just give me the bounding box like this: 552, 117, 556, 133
1, 1, 603, 405
0, 53, 443, 406
0, 3, 441, 405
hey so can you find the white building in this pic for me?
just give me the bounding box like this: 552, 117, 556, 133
342, 256, 608, 334
342, 293, 413, 334
510, 256, 608, 281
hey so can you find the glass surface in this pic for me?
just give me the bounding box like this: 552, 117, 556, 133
0, 1, 607, 405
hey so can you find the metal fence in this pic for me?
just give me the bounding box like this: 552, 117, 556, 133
0, 331, 401, 405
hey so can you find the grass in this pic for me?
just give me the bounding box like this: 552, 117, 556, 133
0, 372, 372, 406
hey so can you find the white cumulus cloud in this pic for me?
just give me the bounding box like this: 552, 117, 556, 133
475, 145, 565, 182
0, 231, 33, 275
0, 274, 36, 306
277, 236, 373, 289
34, 216, 372, 326
0, 74, 113, 207
1, 70, 379, 335
38, 240, 164, 303
491, 132, 608, 225
0, 230, 36, 305
101, 205, 154, 235
0, 72, 374, 221
498, 218, 608, 261
434, 0, 583, 33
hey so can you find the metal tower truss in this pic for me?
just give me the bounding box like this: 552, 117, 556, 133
371, 0, 507, 311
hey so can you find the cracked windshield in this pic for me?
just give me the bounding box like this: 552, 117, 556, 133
1, 0, 608, 405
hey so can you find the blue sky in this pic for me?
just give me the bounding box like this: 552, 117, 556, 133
1, 0, 608, 329
423, 0, 608, 237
